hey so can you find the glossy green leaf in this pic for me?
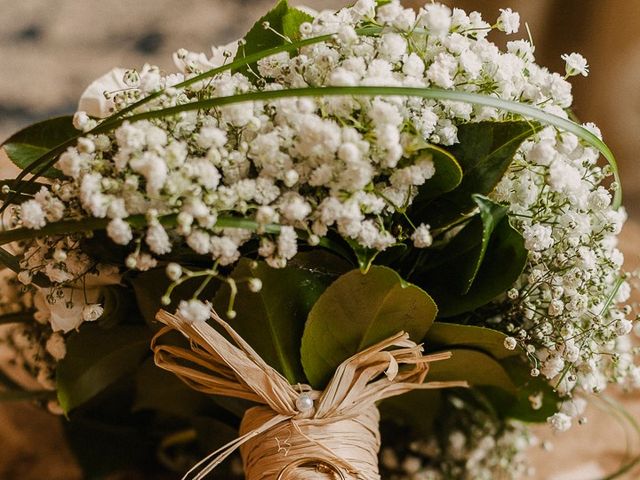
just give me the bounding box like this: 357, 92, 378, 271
411, 144, 463, 208
486, 356, 561, 422
426, 348, 517, 394
425, 322, 520, 360
418, 195, 508, 294
282, 6, 314, 41
1, 116, 78, 178
213, 257, 335, 384
301, 266, 437, 388
415, 208, 527, 317
234, 0, 313, 77
56, 324, 151, 413
417, 121, 539, 227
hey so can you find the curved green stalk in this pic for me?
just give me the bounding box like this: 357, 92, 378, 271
91, 85, 622, 208
0, 213, 281, 246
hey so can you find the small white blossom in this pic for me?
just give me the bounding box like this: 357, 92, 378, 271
561, 52, 589, 77
82, 304, 104, 322
412, 224, 433, 248
548, 412, 572, 432
497, 8, 520, 34
20, 200, 47, 229
177, 299, 210, 324
107, 218, 133, 245
504, 337, 517, 351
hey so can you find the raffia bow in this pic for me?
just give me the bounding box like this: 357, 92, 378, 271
151, 309, 467, 480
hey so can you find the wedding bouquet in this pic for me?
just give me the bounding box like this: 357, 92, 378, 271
1, 1, 638, 478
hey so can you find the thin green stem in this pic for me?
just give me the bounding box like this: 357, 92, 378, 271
0, 214, 281, 247
90, 85, 621, 208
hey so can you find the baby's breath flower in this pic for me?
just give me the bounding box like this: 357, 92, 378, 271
497, 8, 520, 34
82, 304, 104, 322
177, 299, 210, 324
561, 52, 589, 77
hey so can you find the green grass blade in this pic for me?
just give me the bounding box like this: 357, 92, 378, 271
90, 85, 621, 208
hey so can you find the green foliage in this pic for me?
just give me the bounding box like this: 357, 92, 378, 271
413, 121, 539, 228
410, 144, 463, 208
427, 348, 517, 394
1, 116, 78, 179
213, 256, 336, 384
56, 324, 151, 413
301, 266, 437, 388
233, 0, 313, 77
425, 322, 520, 360
414, 196, 527, 317
486, 356, 561, 422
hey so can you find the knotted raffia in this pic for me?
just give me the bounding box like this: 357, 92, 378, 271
152, 308, 466, 480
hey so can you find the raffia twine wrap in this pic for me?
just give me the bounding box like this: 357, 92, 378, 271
152, 309, 466, 480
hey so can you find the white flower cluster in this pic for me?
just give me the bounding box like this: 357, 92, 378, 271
492, 123, 638, 423
18, 0, 580, 275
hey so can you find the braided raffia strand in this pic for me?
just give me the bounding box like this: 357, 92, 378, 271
152, 309, 467, 480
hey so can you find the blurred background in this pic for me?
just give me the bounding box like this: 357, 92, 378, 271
1, 0, 639, 478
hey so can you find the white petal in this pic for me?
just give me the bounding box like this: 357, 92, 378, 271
77, 67, 129, 118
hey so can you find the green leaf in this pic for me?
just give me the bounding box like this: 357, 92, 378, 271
1, 116, 78, 178
486, 356, 561, 422
0, 389, 55, 402
415, 207, 527, 317
56, 324, 151, 413
234, 0, 313, 77
301, 266, 437, 388
282, 6, 314, 41
411, 144, 463, 207
425, 322, 520, 360
418, 195, 508, 294
213, 257, 335, 384
427, 348, 517, 394
414, 121, 539, 228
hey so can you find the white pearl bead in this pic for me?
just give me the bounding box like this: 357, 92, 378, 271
295, 393, 314, 412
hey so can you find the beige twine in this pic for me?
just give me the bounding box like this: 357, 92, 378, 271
152, 308, 467, 480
